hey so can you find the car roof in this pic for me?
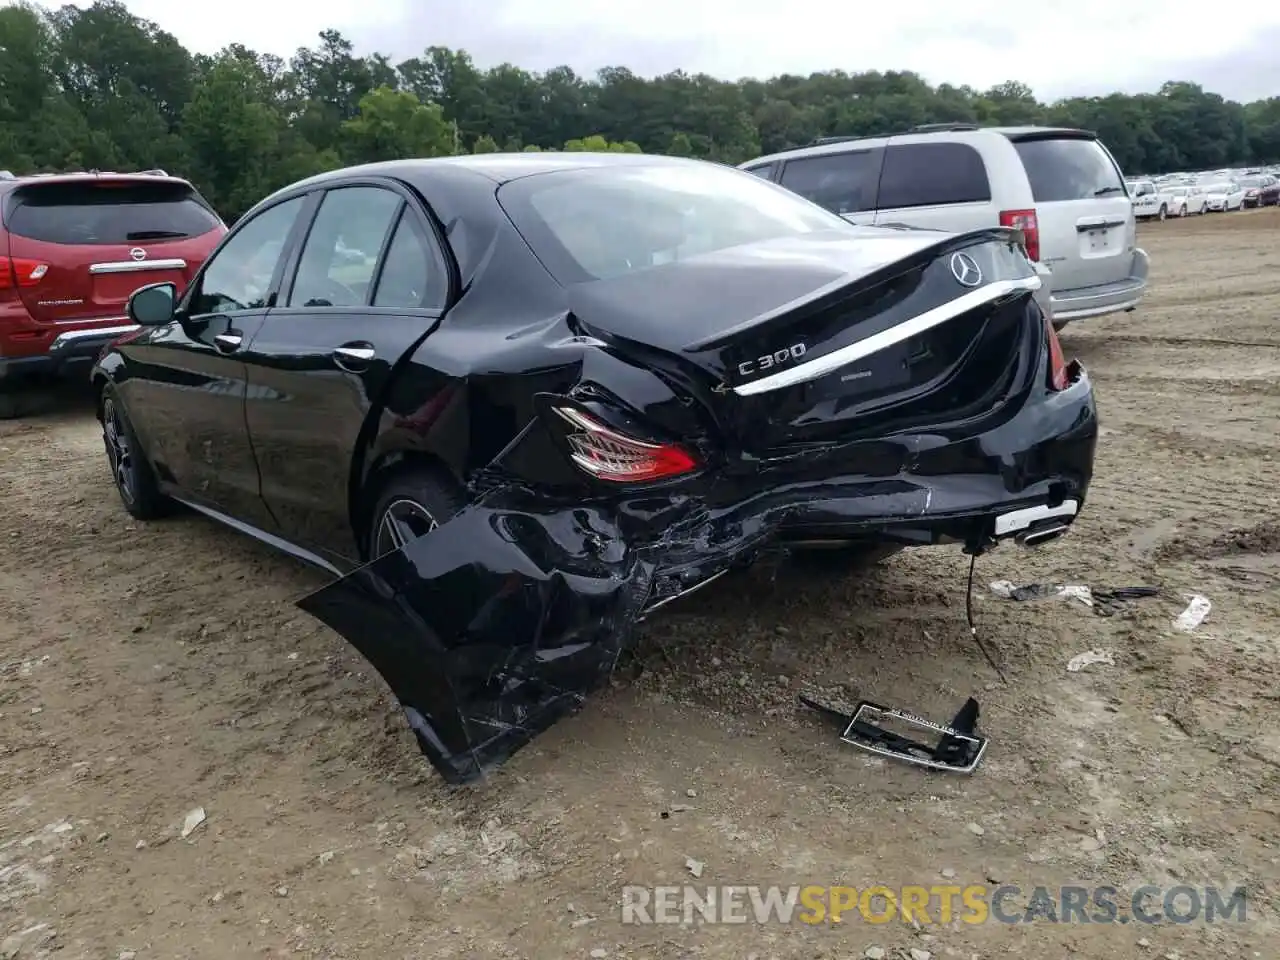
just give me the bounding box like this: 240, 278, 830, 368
744, 125, 1096, 166
283, 152, 694, 192
0, 171, 195, 194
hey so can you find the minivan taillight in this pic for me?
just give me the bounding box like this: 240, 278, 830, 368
1000, 209, 1040, 263
1045, 316, 1069, 391
0, 258, 49, 290
553, 406, 698, 482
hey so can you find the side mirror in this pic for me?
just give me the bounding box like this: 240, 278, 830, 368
127, 281, 178, 327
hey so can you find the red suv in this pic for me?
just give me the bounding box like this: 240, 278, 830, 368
0, 170, 226, 415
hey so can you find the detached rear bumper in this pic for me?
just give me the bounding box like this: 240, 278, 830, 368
298, 366, 1097, 784
1049, 249, 1149, 323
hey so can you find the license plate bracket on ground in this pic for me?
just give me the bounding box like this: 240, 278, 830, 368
840, 700, 988, 773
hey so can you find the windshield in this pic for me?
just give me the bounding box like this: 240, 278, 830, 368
1239, 177, 1263, 188
498, 161, 849, 283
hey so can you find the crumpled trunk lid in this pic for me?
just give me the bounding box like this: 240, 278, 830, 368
298, 500, 655, 784
567, 227, 1042, 453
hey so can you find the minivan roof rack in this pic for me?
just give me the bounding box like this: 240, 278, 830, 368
907, 123, 980, 133
806, 135, 863, 147
803, 123, 983, 149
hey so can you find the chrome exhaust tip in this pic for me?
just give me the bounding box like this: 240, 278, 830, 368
1016, 522, 1070, 548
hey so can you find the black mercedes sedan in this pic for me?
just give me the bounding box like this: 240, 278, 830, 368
92, 153, 1097, 783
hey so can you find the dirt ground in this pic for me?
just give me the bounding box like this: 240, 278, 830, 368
3, 208, 1280, 960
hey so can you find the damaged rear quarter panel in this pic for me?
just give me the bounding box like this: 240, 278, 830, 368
297, 496, 656, 784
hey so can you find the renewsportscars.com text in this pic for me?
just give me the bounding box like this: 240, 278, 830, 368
620, 884, 1248, 925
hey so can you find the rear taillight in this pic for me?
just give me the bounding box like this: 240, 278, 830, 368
999, 209, 1040, 263
553, 406, 698, 482
1045, 316, 1069, 391
0, 257, 49, 290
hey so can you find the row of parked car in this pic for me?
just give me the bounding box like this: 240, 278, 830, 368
2, 123, 1142, 419
1126, 171, 1280, 219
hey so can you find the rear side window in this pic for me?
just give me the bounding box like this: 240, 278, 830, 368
778, 150, 882, 215
743, 163, 776, 180
288, 187, 402, 307
6, 181, 222, 245
372, 212, 449, 309
876, 142, 991, 209
1013, 137, 1126, 202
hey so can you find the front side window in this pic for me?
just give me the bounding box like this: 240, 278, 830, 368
499, 162, 849, 284
777, 150, 882, 215
288, 187, 402, 307
190, 196, 305, 315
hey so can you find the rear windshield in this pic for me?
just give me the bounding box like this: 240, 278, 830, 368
6, 180, 222, 245
498, 162, 847, 284
1013, 137, 1126, 202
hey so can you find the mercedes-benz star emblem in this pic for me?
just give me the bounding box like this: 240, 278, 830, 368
949, 252, 982, 287
130, 247, 146, 261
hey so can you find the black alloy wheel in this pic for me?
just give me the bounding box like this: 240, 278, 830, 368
99, 386, 168, 520
103, 396, 137, 508
365, 465, 467, 561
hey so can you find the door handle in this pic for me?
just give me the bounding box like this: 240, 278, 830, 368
213, 332, 242, 352
333, 343, 375, 370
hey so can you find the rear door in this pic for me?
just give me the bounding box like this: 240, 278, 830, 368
1009, 132, 1134, 291
240, 182, 453, 563
872, 140, 995, 231
776, 148, 884, 225
4, 178, 225, 328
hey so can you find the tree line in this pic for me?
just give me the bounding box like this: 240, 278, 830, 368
3, 0, 1279, 220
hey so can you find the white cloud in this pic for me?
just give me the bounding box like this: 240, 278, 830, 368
79, 0, 1280, 102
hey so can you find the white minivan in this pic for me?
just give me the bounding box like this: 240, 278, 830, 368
740, 125, 1149, 329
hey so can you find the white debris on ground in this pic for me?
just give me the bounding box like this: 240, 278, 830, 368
989, 580, 1094, 607
1174, 594, 1211, 631
180, 806, 206, 839
1066, 649, 1116, 672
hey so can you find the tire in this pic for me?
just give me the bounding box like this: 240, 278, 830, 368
1178, 204, 1187, 218
365, 464, 467, 560
100, 385, 169, 520
1157, 205, 1167, 221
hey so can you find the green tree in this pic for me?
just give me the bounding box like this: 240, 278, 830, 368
339, 85, 453, 164
2, 3, 1278, 214
666, 133, 693, 156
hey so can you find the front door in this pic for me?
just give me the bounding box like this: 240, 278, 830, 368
121, 194, 310, 530
240, 183, 453, 563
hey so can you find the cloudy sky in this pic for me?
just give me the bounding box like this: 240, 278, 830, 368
76, 0, 1280, 103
